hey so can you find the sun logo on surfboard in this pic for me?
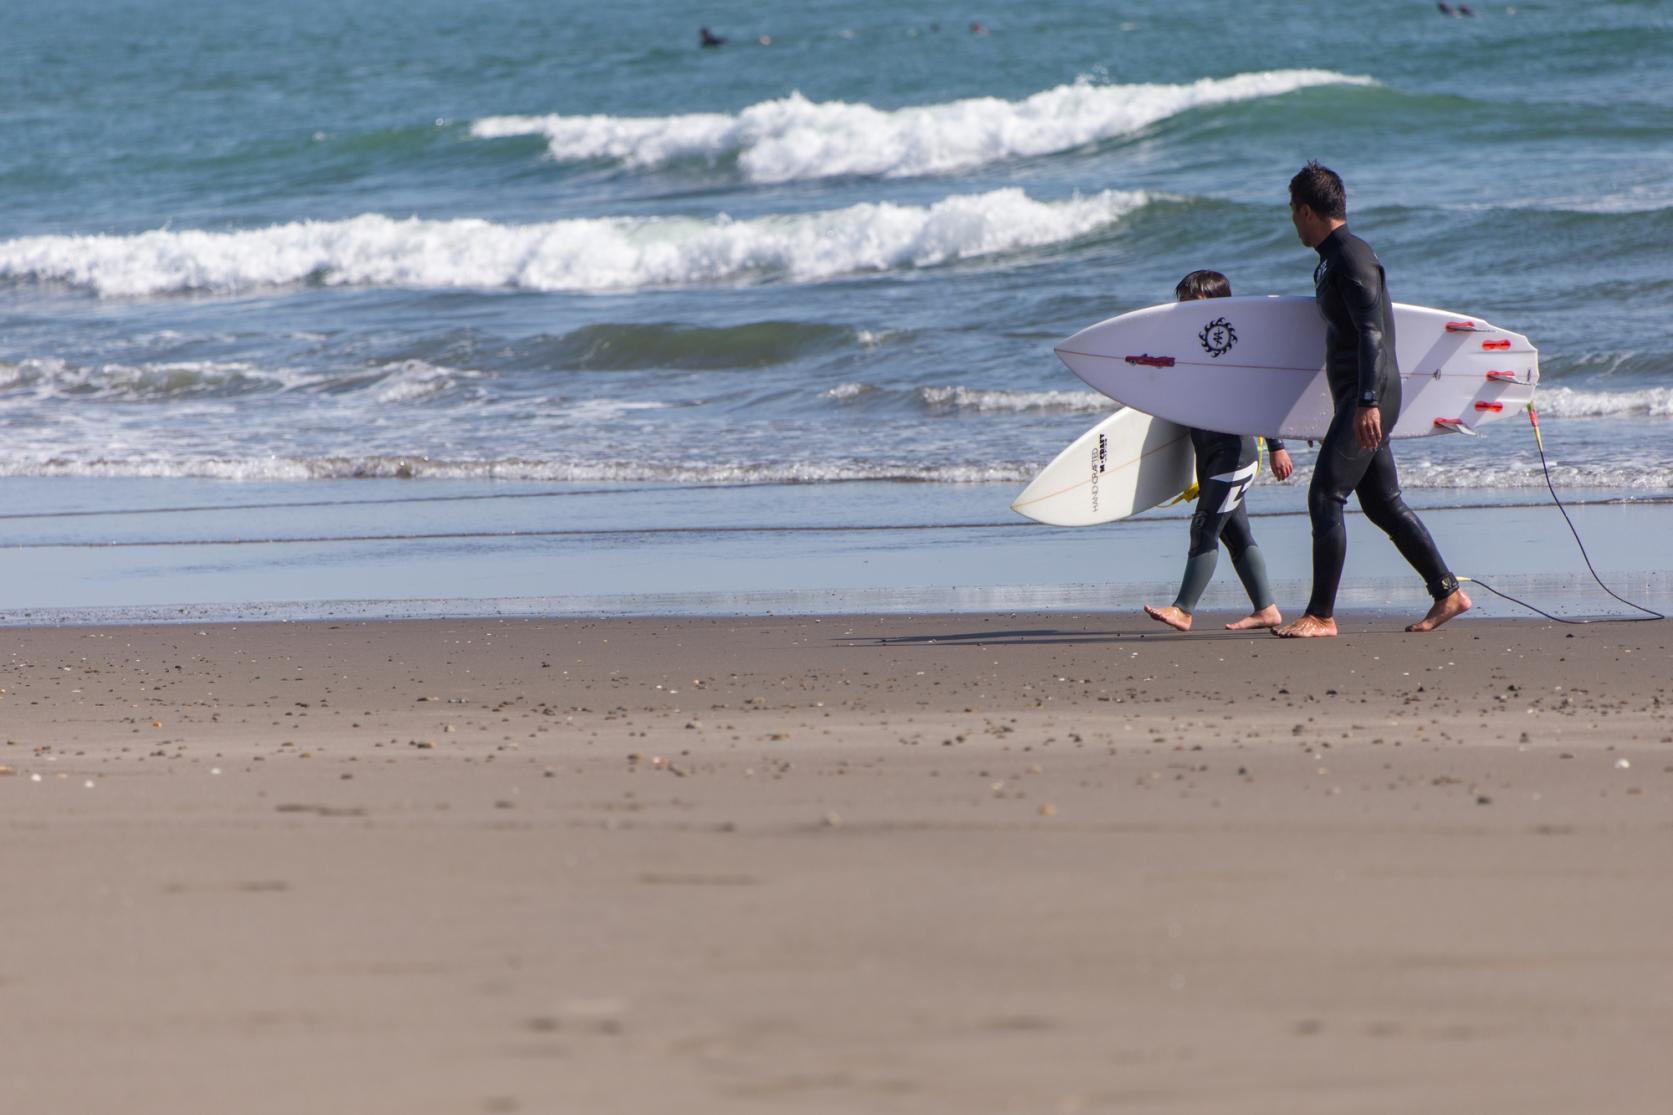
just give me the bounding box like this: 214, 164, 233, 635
1198, 317, 1237, 358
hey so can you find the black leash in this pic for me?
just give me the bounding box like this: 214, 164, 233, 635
1461, 406, 1664, 624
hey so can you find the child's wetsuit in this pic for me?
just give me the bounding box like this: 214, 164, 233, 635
1171, 428, 1283, 614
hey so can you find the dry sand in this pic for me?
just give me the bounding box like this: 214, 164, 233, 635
3, 612, 1671, 1114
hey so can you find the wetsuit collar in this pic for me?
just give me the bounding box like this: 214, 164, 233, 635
1314, 224, 1348, 255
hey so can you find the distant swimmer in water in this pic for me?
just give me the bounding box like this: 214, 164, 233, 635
699, 27, 726, 47
1436, 2, 1452, 13
1458, 3, 1474, 14
969, 21, 987, 35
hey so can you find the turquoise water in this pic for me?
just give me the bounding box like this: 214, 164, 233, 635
2, 0, 1670, 617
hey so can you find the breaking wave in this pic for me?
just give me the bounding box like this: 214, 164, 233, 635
0, 356, 483, 402
1534, 385, 1673, 418
0, 455, 1040, 484
471, 70, 1374, 182
919, 385, 1114, 414
547, 321, 855, 370
0, 188, 1149, 298
0, 357, 288, 399
2, 453, 1669, 491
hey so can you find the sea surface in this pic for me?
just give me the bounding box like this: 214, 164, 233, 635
2, 0, 1670, 619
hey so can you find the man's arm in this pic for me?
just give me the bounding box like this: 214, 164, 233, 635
1340, 271, 1389, 449
1340, 273, 1386, 409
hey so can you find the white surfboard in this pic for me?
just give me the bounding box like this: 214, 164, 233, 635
1010, 407, 1195, 526
1054, 295, 1538, 439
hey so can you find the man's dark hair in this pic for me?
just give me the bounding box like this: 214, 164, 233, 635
1289, 161, 1346, 220
1174, 269, 1232, 301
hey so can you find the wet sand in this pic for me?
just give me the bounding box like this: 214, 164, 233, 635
3, 612, 1671, 1114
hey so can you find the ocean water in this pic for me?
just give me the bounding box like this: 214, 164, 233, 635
2, 0, 1671, 617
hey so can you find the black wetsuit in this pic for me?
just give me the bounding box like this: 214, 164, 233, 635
1305, 226, 1457, 618
1171, 428, 1283, 614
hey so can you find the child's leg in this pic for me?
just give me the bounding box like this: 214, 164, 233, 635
1222, 507, 1276, 612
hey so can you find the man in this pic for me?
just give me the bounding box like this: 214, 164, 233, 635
1274, 162, 1470, 637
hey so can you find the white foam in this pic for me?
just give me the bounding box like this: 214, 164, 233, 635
1534, 385, 1673, 418
558, 399, 679, 422
919, 385, 1116, 414
2, 452, 1670, 491
472, 70, 1373, 183
1393, 458, 1673, 491
371, 360, 481, 404
822, 382, 876, 400
0, 357, 289, 399
0, 455, 1041, 485
0, 188, 1148, 298
0, 356, 495, 403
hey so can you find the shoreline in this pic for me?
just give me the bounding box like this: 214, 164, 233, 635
5, 612, 1671, 1112
3, 578, 1666, 628
4, 477, 1669, 627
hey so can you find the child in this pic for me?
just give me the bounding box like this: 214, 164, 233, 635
1143, 270, 1294, 631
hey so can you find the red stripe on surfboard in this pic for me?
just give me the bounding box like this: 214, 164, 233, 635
1060, 351, 1535, 375
1057, 349, 1321, 374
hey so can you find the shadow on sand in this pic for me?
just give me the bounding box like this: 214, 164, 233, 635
841, 624, 1305, 648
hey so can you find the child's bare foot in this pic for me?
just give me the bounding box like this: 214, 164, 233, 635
1272, 614, 1337, 638
1143, 604, 1192, 632
1406, 588, 1471, 632
1226, 604, 1282, 631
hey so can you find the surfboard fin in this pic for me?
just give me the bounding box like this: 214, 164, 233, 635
1433, 417, 1478, 436
1163, 482, 1200, 506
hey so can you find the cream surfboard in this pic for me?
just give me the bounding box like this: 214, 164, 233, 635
1054, 295, 1538, 439
1010, 407, 1195, 526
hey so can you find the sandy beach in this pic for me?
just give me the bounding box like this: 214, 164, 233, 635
9, 1, 1673, 1112
3, 611, 1670, 1113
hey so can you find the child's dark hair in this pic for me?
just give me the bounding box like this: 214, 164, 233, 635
1289, 161, 1347, 220
1174, 270, 1231, 301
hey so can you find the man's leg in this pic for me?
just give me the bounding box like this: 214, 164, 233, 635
1275, 409, 1375, 637
1354, 443, 1471, 631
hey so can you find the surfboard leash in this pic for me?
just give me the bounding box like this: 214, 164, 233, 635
1459, 405, 1665, 625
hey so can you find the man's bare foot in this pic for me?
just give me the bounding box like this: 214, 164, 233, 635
1143, 604, 1191, 632
1272, 614, 1337, 638
1406, 588, 1471, 632
1226, 604, 1283, 631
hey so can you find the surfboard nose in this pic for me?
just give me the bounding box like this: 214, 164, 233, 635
1052, 343, 1094, 380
